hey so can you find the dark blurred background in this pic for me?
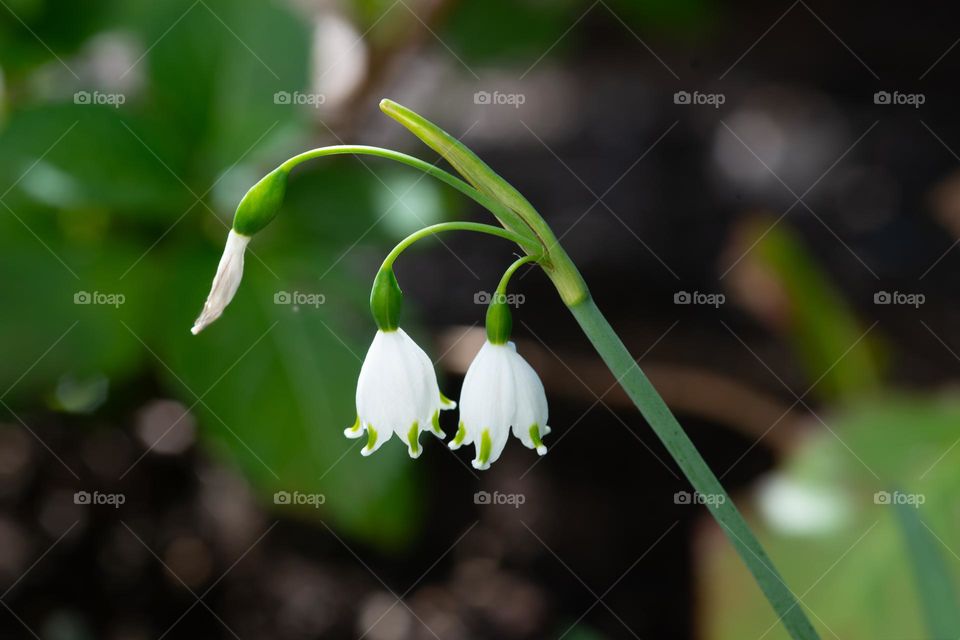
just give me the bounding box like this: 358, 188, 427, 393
2, 1, 960, 638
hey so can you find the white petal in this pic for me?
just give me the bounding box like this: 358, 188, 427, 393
408, 332, 454, 436
343, 415, 364, 439
508, 346, 550, 455
192, 230, 251, 334
353, 328, 454, 457
458, 341, 515, 470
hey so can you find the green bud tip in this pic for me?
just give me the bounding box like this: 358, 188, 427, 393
232, 167, 289, 236
370, 267, 403, 331
485, 295, 513, 344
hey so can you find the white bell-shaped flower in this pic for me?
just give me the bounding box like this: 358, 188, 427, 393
346, 328, 456, 458
451, 340, 550, 470
192, 229, 250, 335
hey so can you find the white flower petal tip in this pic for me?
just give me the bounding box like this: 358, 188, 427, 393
447, 421, 469, 450
192, 230, 251, 335
457, 341, 551, 469
344, 417, 365, 439
351, 328, 455, 457
439, 393, 457, 410
426, 411, 446, 439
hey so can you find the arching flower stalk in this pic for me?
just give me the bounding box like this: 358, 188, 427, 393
189, 99, 822, 640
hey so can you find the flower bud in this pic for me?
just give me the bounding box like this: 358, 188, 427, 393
232, 167, 288, 236
370, 267, 403, 331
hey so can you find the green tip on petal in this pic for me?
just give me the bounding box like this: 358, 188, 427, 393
407, 421, 421, 458
530, 424, 547, 456
474, 428, 492, 469
430, 410, 445, 436
361, 424, 379, 456
344, 415, 363, 438
449, 421, 467, 449
439, 391, 456, 409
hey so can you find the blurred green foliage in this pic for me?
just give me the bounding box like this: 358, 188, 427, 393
0, 0, 463, 548
703, 396, 960, 640
704, 224, 959, 639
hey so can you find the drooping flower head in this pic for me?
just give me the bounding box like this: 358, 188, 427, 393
450, 290, 550, 469
345, 267, 456, 457
192, 167, 288, 335
346, 327, 456, 457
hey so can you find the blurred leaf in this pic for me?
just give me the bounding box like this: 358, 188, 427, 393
894, 499, 960, 640
607, 0, 716, 37
700, 395, 960, 640
129, 0, 311, 168
445, 0, 580, 63
0, 0, 110, 80
0, 103, 190, 216
750, 220, 883, 402
0, 220, 160, 403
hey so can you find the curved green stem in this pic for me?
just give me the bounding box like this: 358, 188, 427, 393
379, 101, 589, 306
380, 222, 540, 271
485, 255, 536, 344
496, 255, 538, 295
278, 145, 541, 250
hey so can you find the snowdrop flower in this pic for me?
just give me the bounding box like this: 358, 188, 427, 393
450, 299, 550, 469
191, 229, 250, 334
345, 328, 456, 457
345, 267, 455, 457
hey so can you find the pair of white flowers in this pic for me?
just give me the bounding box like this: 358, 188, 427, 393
346, 327, 550, 470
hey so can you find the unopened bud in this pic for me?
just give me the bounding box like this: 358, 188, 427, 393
232, 167, 288, 236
